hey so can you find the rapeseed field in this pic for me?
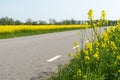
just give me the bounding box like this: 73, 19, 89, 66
0, 25, 89, 38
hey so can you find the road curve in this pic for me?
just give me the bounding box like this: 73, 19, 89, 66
0, 28, 106, 80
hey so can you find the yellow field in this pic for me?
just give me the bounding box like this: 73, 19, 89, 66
0, 25, 89, 34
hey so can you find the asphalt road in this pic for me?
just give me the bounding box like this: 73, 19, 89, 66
0, 28, 106, 80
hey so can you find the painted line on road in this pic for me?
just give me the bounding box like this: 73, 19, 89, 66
47, 55, 62, 62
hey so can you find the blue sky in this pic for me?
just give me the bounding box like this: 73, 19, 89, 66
0, 0, 120, 22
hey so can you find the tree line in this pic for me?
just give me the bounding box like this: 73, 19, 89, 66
0, 16, 117, 26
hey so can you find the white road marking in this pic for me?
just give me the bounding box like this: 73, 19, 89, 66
73, 45, 80, 49
47, 55, 62, 62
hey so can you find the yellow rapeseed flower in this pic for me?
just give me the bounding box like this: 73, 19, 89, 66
83, 49, 89, 55
94, 41, 99, 47
101, 42, 106, 48
85, 56, 90, 60
110, 41, 117, 50
77, 69, 82, 76
100, 10, 106, 19
109, 26, 115, 32
74, 41, 79, 47
88, 9, 94, 20
96, 48, 99, 51
117, 55, 120, 60
93, 23, 97, 28
103, 33, 109, 42
118, 69, 120, 73
86, 43, 93, 51
74, 53, 79, 59
93, 52, 99, 59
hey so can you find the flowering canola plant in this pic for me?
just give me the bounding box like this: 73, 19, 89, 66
50, 9, 120, 80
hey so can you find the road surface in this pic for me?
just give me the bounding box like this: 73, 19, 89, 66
0, 28, 106, 80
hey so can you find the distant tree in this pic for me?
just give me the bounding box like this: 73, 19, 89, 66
25, 18, 32, 25
70, 19, 76, 24
61, 20, 69, 25
15, 20, 22, 25
0, 17, 8, 25
0, 17, 14, 25
38, 20, 47, 25
31, 21, 37, 25
8, 18, 15, 25
76, 20, 83, 24
0, 16, 118, 25
49, 18, 57, 24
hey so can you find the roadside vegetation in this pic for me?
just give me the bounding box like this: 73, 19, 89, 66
49, 9, 120, 80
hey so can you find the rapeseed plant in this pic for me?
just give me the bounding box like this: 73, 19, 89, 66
93, 52, 99, 59
117, 55, 120, 60
85, 56, 90, 60
86, 42, 93, 51
83, 49, 89, 55
88, 9, 94, 20
118, 70, 120, 73
76, 69, 82, 76
50, 9, 120, 80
